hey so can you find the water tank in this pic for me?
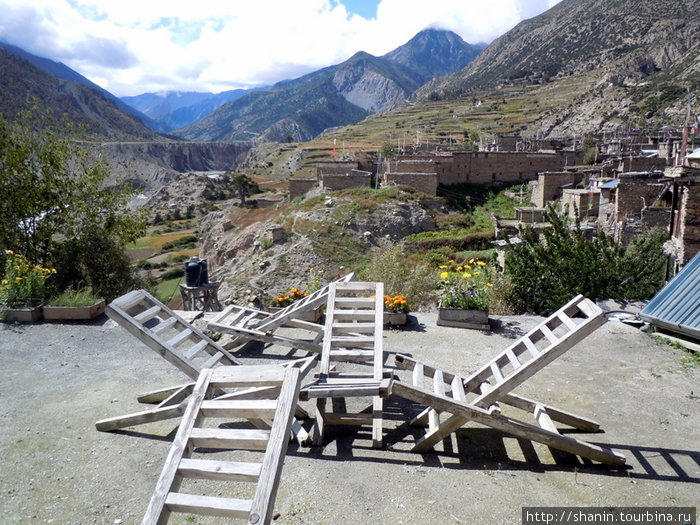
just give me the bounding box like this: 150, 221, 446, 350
184, 257, 208, 287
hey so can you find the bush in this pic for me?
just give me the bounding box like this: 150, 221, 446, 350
160, 267, 185, 280
358, 245, 436, 311
504, 207, 667, 314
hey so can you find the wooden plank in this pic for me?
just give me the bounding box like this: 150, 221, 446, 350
164, 492, 251, 519
150, 316, 177, 335
249, 367, 301, 525
166, 328, 193, 348
142, 369, 214, 523
201, 351, 224, 369
501, 393, 600, 432
534, 404, 559, 434
134, 305, 162, 323
391, 381, 625, 466
522, 336, 540, 358
429, 370, 445, 431
200, 399, 278, 419
504, 349, 521, 370
95, 403, 186, 432
136, 383, 194, 404
178, 458, 261, 482
539, 324, 558, 345
189, 428, 270, 450
558, 312, 578, 330
183, 340, 208, 360
490, 363, 504, 383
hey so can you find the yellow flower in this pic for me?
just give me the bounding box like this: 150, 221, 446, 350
440, 272, 449, 279
463, 273, 471, 278
457, 266, 463, 271
477, 261, 486, 266
5, 249, 13, 255
469, 258, 475, 263
1, 279, 7, 285
439, 265, 448, 269
487, 283, 493, 287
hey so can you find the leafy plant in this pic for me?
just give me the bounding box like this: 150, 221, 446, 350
47, 288, 101, 307
0, 250, 55, 309
505, 207, 667, 314
437, 259, 492, 311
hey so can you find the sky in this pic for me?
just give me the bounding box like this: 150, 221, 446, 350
0, 0, 563, 98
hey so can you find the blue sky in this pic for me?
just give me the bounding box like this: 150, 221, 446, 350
0, 0, 563, 97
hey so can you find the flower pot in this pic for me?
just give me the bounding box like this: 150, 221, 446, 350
437, 307, 490, 330
3, 305, 43, 322
43, 299, 106, 321
383, 312, 407, 326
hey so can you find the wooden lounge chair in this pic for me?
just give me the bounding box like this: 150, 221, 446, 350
207, 273, 356, 353
97, 289, 314, 443
390, 295, 626, 466
142, 365, 300, 524
299, 281, 391, 448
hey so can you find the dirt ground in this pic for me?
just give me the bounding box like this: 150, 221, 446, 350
1, 309, 698, 524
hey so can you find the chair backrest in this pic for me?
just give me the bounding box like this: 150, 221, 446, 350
254, 272, 355, 332
107, 289, 241, 382
463, 294, 605, 408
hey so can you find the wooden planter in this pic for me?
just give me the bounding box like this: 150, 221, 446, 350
43, 299, 106, 321
269, 305, 323, 323
383, 312, 408, 326
437, 307, 490, 330
3, 305, 43, 322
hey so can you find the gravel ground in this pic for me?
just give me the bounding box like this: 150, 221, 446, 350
1, 310, 698, 524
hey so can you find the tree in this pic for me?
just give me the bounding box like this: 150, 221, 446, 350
504, 206, 666, 314
0, 109, 145, 297
380, 142, 395, 160
228, 172, 260, 205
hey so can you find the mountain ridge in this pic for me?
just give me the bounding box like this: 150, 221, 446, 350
176, 29, 483, 142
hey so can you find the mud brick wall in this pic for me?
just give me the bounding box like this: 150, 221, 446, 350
384, 172, 438, 196
387, 159, 439, 174
615, 181, 667, 216
562, 189, 600, 219
320, 170, 371, 191
289, 178, 317, 200
532, 172, 577, 208
617, 156, 668, 173
679, 183, 700, 264
441, 152, 567, 186
515, 207, 546, 222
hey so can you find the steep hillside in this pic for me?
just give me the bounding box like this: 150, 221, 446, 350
414, 0, 699, 137
177, 29, 483, 143
0, 41, 154, 127
0, 46, 159, 141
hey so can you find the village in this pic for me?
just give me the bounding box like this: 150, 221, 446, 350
290, 123, 699, 274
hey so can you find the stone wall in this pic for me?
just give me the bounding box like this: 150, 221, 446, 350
679, 182, 700, 264
384, 172, 438, 196
289, 178, 317, 200
615, 181, 668, 216
320, 170, 371, 191
616, 156, 668, 173
532, 171, 578, 208
562, 189, 600, 220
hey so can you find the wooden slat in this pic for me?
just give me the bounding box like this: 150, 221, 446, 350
539, 324, 558, 345
183, 340, 209, 359
167, 328, 193, 348
189, 428, 270, 450
200, 399, 278, 419
178, 458, 261, 482
134, 305, 162, 323
201, 351, 224, 369
504, 349, 521, 370
150, 316, 177, 334
164, 493, 251, 518
557, 312, 577, 330
522, 336, 539, 358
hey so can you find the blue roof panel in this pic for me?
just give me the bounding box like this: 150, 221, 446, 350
640, 251, 700, 339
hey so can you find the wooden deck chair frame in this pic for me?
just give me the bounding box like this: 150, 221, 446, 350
207, 273, 356, 353
391, 295, 626, 466
299, 281, 390, 448
98, 289, 314, 443
142, 365, 301, 524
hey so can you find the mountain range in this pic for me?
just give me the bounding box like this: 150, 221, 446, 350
171, 29, 484, 142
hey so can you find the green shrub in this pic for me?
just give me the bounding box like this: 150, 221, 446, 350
160, 235, 197, 253
160, 267, 185, 280
47, 288, 101, 306
504, 207, 667, 314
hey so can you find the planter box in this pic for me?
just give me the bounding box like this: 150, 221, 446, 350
383, 312, 407, 326
43, 299, 106, 321
269, 305, 323, 323
3, 305, 43, 322
437, 307, 490, 330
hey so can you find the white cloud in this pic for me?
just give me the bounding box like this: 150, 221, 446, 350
0, 0, 563, 96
